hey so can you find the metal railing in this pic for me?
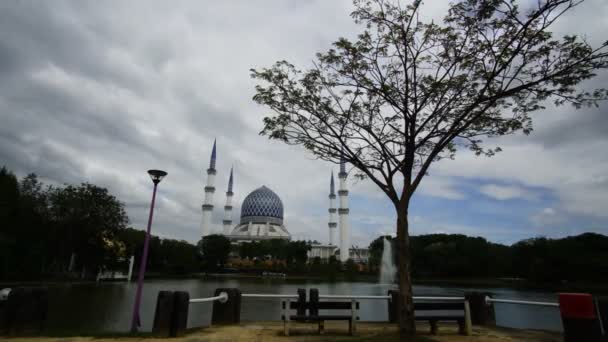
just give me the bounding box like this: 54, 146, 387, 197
242, 294, 298, 299
486, 297, 559, 307
190, 292, 228, 304
192, 292, 563, 308
241, 293, 465, 301
415, 296, 464, 301
319, 295, 390, 300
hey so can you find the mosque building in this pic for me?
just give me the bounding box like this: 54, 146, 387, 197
200, 140, 367, 263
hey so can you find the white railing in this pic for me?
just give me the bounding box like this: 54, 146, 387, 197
242, 293, 299, 299
190, 292, 228, 304
415, 296, 465, 301
486, 297, 559, 307
191, 292, 561, 308
241, 293, 464, 301
319, 295, 390, 300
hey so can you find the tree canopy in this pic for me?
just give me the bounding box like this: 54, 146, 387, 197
369, 232, 608, 283
252, 0, 607, 202
238, 239, 311, 264
198, 234, 232, 270
0, 167, 129, 279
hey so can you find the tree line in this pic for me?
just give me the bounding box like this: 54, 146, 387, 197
0, 167, 211, 279
369, 233, 608, 283
0, 167, 319, 280
0, 167, 130, 280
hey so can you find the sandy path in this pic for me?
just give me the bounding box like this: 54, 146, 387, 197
3, 322, 562, 342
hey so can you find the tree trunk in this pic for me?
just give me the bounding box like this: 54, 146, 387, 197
396, 200, 415, 338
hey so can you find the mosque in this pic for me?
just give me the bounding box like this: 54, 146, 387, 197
199, 140, 368, 263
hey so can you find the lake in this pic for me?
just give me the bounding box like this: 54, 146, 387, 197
40, 277, 562, 334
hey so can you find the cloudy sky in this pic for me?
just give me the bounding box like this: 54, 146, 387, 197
1, 0, 607, 246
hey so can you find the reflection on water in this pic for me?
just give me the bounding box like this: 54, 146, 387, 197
42, 278, 562, 333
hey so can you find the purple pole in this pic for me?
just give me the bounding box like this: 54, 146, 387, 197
130, 182, 159, 332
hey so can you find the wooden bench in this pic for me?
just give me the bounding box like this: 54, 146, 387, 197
281, 289, 359, 336
414, 301, 471, 335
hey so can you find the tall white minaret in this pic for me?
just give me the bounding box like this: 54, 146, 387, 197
222, 167, 234, 236
328, 171, 337, 246
338, 154, 350, 262
201, 139, 217, 237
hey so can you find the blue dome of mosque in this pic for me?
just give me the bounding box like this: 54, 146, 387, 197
240, 186, 284, 223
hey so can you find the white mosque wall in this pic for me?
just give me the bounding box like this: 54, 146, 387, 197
223, 224, 231, 235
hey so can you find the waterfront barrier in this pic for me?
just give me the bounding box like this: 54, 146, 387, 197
485, 292, 607, 342
186, 288, 475, 336
558, 293, 602, 342
151, 290, 189, 337
211, 288, 241, 325
0, 287, 48, 335
185, 289, 608, 340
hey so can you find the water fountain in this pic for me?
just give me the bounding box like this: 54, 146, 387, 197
379, 237, 396, 284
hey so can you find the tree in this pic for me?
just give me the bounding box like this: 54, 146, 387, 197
198, 234, 231, 270
0, 167, 20, 278
48, 183, 129, 274
251, 0, 608, 336
286, 240, 311, 264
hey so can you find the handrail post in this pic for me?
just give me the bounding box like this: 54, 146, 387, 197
211, 288, 241, 325
350, 299, 357, 335
284, 298, 291, 336
464, 299, 472, 335
465, 292, 495, 326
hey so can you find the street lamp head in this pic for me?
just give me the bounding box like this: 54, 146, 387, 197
147, 169, 167, 184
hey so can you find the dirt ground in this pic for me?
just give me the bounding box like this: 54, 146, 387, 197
3, 322, 562, 342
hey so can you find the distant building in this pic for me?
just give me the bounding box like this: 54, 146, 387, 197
308, 244, 336, 260
349, 246, 370, 263
307, 244, 370, 263
199, 140, 356, 258
227, 185, 291, 242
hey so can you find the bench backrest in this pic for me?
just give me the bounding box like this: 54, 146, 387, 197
287, 289, 359, 315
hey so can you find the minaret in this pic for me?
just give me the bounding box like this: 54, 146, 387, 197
338, 153, 350, 262
328, 171, 337, 246
201, 139, 217, 237
223, 167, 234, 236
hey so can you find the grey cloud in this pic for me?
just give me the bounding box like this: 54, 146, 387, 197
1, 0, 607, 247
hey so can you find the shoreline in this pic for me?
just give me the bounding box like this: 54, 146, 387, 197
2, 273, 607, 294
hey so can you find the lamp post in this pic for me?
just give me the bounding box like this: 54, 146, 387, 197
130, 169, 167, 333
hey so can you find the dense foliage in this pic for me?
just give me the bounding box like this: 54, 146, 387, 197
118, 227, 200, 275
198, 234, 231, 271
0, 167, 207, 279
369, 233, 608, 283
238, 239, 311, 264
0, 167, 129, 280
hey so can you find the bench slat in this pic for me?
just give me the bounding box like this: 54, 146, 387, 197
289, 302, 306, 310
416, 315, 465, 321
313, 315, 352, 320
317, 302, 352, 310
